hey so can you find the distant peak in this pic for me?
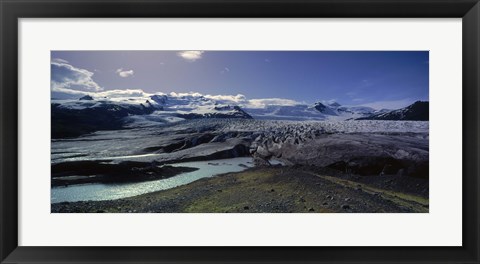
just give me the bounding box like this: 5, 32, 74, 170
328, 101, 341, 107
412, 101, 428, 105
314, 100, 341, 108
150, 94, 168, 105
79, 95, 94, 101
314, 102, 327, 111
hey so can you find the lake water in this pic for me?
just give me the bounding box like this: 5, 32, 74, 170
51, 157, 255, 203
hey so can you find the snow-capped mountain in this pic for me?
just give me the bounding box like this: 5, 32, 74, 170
51, 92, 252, 138
51, 92, 390, 130
51, 91, 425, 138
356, 101, 429, 121
315, 101, 390, 119
53, 92, 252, 120
314, 102, 338, 116
244, 100, 385, 121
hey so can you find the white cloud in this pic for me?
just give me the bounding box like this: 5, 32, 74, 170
51, 86, 305, 109
320, 99, 338, 105
51, 60, 103, 92
205, 94, 246, 103
116, 68, 134, 78
96, 89, 149, 98
169, 91, 203, 97
52, 58, 69, 64
52, 88, 151, 98
177, 51, 204, 61
51, 86, 89, 96
159, 92, 300, 108
246, 98, 300, 108
164, 93, 301, 108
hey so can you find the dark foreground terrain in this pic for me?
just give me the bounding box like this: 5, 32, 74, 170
52, 165, 428, 213
51, 119, 429, 213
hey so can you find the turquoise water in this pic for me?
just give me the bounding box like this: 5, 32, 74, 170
51, 157, 254, 203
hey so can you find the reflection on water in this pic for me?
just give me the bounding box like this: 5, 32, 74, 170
51, 157, 254, 203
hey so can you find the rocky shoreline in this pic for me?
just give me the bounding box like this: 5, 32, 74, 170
52, 161, 198, 187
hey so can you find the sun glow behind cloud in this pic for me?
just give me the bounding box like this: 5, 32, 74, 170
177, 51, 204, 61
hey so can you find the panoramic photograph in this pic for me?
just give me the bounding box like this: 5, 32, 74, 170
50, 51, 429, 213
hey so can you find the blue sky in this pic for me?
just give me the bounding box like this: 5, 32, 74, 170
51, 51, 428, 109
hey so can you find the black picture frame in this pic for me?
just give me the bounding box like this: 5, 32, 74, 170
1, 0, 479, 263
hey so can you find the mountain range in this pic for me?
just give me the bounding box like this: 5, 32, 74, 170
356, 101, 429, 121
51, 92, 428, 138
